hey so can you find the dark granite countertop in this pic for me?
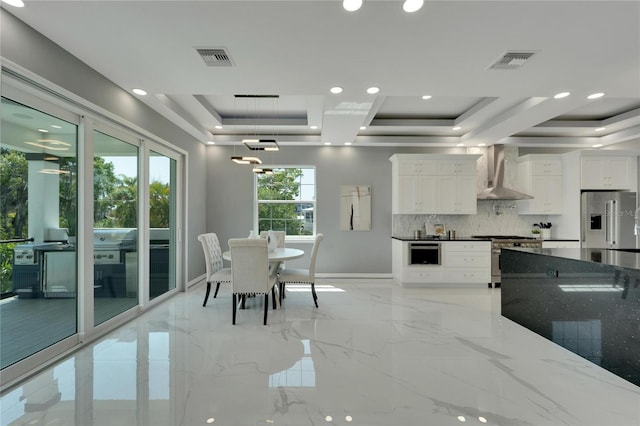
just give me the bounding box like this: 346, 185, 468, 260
392, 236, 491, 242
505, 247, 640, 271
500, 247, 640, 387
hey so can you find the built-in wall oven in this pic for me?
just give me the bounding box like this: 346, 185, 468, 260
408, 243, 441, 265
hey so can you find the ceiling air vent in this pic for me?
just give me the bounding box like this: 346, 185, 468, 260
489, 51, 536, 70
196, 48, 233, 67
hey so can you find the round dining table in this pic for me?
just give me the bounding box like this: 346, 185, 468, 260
222, 247, 304, 264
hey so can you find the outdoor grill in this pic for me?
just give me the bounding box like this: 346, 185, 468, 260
92, 229, 137, 264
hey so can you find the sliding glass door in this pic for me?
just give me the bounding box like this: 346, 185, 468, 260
0, 96, 79, 369
148, 149, 178, 300
92, 129, 139, 326
0, 77, 185, 387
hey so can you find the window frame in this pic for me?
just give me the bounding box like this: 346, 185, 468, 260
253, 165, 317, 241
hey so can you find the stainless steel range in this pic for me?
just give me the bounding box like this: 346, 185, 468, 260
472, 235, 542, 286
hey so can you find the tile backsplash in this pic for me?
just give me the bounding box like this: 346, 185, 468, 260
393, 202, 550, 237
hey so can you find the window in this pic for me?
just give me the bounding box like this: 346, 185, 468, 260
256, 167, 315, 236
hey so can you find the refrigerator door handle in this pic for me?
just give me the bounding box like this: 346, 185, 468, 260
605, 200, 616, 245
605, 200, 611, 245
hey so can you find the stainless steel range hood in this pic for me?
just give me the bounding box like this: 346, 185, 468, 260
477, 145, 533, 200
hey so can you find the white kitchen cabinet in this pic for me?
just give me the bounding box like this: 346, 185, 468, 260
391, 240, 491, 287
517, 155, 563, 215
394, 174, 438, 214
438, 159, 476, 175
391, 239, 444, 286
397, 159, 439, 176
443, 242, 491, 284
581, 156, 633, 190
390, 154, 480, 214
438, 175, 477, 214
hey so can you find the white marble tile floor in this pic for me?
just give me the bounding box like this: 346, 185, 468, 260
1, 279, 639, 426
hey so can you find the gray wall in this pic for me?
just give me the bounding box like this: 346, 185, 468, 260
207, 145, 465, 274
1, 10, 208, 282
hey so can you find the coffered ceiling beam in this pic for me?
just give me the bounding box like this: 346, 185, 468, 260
370, 118, 454, 127
139, 94, 213, 142
221, 117, 307, 126
501, 136, 600, 147
601, 124, 640, 145
321, 95, 373, 144
193, 94, 223, 126
204, 133, 321, 145
461, 96, 592, 145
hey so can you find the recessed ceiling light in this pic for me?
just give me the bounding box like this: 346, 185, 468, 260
344, 142, 352, 145
310, 125, 318, 130
595, 127, 606, 131
477, 143, 486, 147
206, 141, 215, 145
132, 88, 147, 96
214, 125, 223, 129
403, 0, 424, 13
51, 125, 62, 129
456, 143, 465, 147
343, 0, 362, 12
593, 144, 603, 148
324, 142, 332, 146
37, 128, 49, 133
554, 92, 570, 99
366, 86, 380, 94
421, 95, 432, 100
360, 126, 366, 130
2, 0, 25, 7
587, 92, 604, 100
330, 86, 343, 94
452, 126, 461, 131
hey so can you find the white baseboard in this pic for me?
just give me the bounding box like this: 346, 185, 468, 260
316, 273, 393, 279
187, 274, 206, 289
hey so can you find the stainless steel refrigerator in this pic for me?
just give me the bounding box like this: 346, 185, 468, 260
581, 191, 637, 248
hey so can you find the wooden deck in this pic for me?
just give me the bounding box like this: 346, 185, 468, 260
0, 296, 137, 369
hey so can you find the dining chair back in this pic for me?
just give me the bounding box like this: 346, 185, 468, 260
277, 233, 324, 307
228, 238, 277, 325
260, 230, 286, 268
198, 233, 231, 307
260, 230, 285, 248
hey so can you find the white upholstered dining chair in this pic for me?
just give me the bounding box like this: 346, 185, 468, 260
260, 230, 285, 250
198, 233, 232, 307
277, 233, 324, 307
228, 238, 277, 325
260, 230, 286, 271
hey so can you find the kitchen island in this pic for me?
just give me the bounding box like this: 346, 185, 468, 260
501, 247, 640, 387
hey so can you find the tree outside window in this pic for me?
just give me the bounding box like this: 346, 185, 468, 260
256, 167, 315, 236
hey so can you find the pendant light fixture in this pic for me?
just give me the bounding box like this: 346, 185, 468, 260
242, 139, 279, 151
231, 156, 262, 165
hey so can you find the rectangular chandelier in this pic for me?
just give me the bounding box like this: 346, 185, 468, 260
242, 139, 279, 151
230, 156, 262, 165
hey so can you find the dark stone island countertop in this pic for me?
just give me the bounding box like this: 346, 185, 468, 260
506, 247, 640, 270
391, 236, 491, 242
500, 247, 640, 388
